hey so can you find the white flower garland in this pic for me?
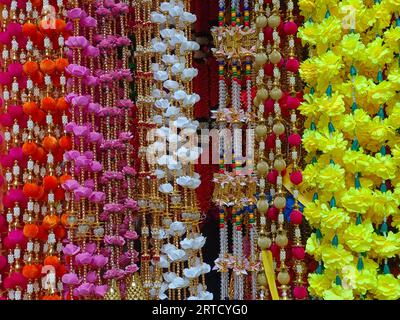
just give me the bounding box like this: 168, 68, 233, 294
150, 0, 212, 300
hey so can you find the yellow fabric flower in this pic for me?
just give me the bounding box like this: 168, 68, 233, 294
372, 274, 400, 300
298, 94, 319, 118
368, 81, 397, 106
320, 205, 350, 232
298, 21, 319, 46
318, 131, 348, 155
340, 188, 372, 213
336, 33, 365, 60
315, 17, 343, 54
367, 191, 399, 223
299, 59, 318, 86
308, 273, 334, 298
316, 93, 345, 117
355, 267, 378, 295
343, 221, 373, 252
302, 164, 320, 189
306, 232, 323, 259
373, 154, 397, 180
342, 149, 371, 174
371, 232, 400, 258
298, 0, 316, 17
362, 37, 394, 68
318, 163, 345, 193
302, 130, 322, 153
315, 51, 344, 87
321, 244, 354, 270
384, 26, 400, 53
387, 67, 400, 90
323, 284, 354, 300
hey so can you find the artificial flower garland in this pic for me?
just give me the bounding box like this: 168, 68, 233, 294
148, 0, 211, 300
0, 0, 69, 300
298, 0, 400, 300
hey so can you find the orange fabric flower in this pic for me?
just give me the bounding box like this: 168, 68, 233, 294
39, 59, 56, 74
22, 141, 38, 156
55, 19, 66, 34
43, 175, 58, 191
23, 224, 39, 238
40, 96, 56, 112
44, 255, 60, 268
22, 265, 40, 279
23, 101, 39, 116
56, 97, 69, 112
42, 214, 59, 230
23, 61, 39, 76
42, 135, 58, 152
60, 213, 69, 227
22, 182, 40, 198
59, 135, 72, 150
22, 22, 37, 37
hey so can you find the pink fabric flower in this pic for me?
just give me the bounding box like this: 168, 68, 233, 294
104, 268, 125, 280
125, 264, 139, 274
62, 273, 80, 286
75, 283, 95, 296
104, 235, 125, 246
124, 230, 139, 240
62, 179, 80, 192
67, 8, 86, 20
86, 271, 98, 283
82, 16, 97, 28
124, 198, 139, 210
74, 187, 93, 201
75, 252, 93, 265
92, 255, 108, 268
89, 191, 106, 203
85, 242, 97, 254
94, 285, 108, 297
62, 243, 81, 256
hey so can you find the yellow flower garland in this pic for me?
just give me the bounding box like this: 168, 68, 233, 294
299, 0, 400, 300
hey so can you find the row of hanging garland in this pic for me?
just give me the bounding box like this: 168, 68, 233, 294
211, 0, 309, 301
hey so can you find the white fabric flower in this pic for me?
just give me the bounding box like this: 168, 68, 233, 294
152, 88, 164, 98
153, 115, 163, 124
163, 80, 179, 91
164, 106, 180, 117
168, 221, 186, 236
152, 41, 167, 53
161, 243, 177, 254
159, 183, 173, 194
155, 98, 170, 109
151, 12, 167, 24
168, 5, 183, 17
200, 262, 211, 274
169, 33, 187, 46
181, 40, 200, 53
171, 63, 185, 75
181, 12, 197, 23
154, 70, 168, 81
167, 248, 187, 261
173, 116, 190, 128
183, 266, 202, 279
180, 236, 206, 250
169, 276, 189, 289
173, 89, 187, 101
163, 271, 177, 283
183, 93, 200, 107
155, 169, 165, 179
181, 68, 198, 82
162, 54, 179, 65
160, 28, 175, 39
